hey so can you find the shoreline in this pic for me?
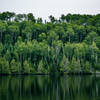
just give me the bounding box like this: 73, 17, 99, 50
0, 71, 100, 76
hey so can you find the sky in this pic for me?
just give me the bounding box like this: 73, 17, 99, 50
0, 0, 100, 20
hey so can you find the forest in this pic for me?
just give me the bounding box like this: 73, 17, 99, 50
0, 12, 100, 74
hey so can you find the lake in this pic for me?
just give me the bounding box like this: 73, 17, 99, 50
0, 75, 100, 100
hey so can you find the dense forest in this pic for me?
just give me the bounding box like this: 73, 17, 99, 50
0, 12, 100, 74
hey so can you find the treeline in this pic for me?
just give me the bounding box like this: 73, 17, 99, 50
0, 11, 100, 74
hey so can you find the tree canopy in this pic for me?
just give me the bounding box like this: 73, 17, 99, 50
0, 12, 100, 74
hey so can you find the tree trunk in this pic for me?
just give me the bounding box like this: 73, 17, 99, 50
69, 35, 70, 42
0, 31, 2, 42
95, 53, 98, 63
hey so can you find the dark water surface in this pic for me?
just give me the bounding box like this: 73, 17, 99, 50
0, 75, 100, 100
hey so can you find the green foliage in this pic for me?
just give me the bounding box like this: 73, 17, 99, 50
10, 59, 21, 74
47, 30, 59, 46
84, 31, 98, 45
38, 60, 46, 74
0, 12, 100, 74
0, 57, 10, 74
0, 43, 3, 56
84, 61, 90, 72
60, 55, 70, 72
70, 57, 79, 72
23, 61, 31, 74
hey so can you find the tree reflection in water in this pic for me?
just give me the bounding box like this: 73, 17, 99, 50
0, 75, 100, 100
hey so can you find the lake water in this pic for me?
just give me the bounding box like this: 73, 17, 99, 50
0, 75, 100, 100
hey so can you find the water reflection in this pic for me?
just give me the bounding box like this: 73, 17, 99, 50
0, 75, 100, 100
